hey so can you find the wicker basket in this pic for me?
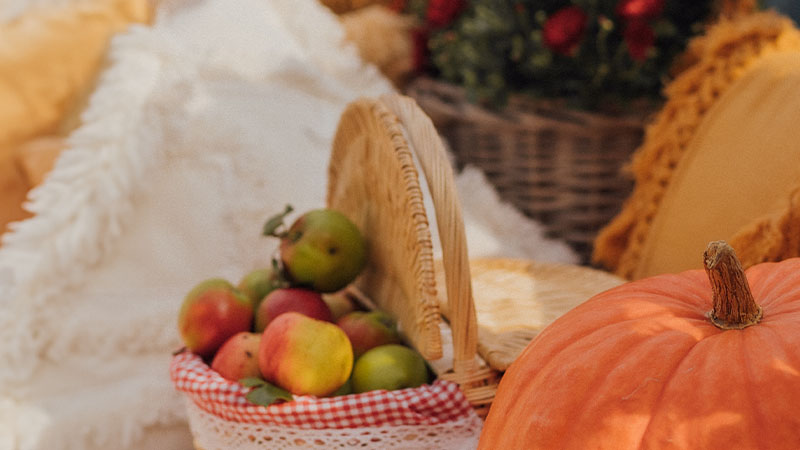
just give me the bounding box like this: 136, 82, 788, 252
327, 94, 624, 416
404, 77, 654, 264
174, 94, 626, 448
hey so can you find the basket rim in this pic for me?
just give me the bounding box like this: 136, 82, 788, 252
169, 350, 478, 429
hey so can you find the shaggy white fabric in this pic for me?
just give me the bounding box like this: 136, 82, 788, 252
0, 0, 576, 449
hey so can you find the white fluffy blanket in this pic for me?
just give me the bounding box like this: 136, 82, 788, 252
0, 1, 576, 449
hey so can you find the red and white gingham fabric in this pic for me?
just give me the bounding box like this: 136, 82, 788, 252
170, 351, 476, 429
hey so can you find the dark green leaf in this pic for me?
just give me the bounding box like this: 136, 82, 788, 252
239, 377, 267, 388
262, 205, 294, 237
244, 383, 293, 407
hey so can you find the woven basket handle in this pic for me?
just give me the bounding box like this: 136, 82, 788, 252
379, 94, 480, 377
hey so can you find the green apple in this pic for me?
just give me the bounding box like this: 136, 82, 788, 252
266, 207, 367, 293
351, 344, 430, 393
328, 377, 353, 397
237, 265, 286, 310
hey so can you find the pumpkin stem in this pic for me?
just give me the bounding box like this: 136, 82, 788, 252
703, 241, 762, 330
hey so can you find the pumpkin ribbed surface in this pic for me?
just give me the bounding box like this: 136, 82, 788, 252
479, 256, 800, 449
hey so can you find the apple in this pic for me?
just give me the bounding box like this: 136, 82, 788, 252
351, 344, 430, 393
258, 312, 353, 397
322, 291, 359, 321
254, 287, 333, 332
278, 209, 367, 293
337, 310, 402, 358
178, 278, 254, 358
210, 332, 262, 382
237, 266, 285, 310
328, 377, 353, 397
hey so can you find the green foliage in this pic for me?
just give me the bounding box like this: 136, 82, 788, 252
240, 377, 293, 407
416, 0, 714, 111
262, 204, 293, 237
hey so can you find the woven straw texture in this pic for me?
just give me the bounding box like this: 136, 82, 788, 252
328, 94, 626, 416
436, 258, 624, 371
405, 77, 651, 264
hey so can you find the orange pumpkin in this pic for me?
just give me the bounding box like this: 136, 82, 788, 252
479, 241, 800, 449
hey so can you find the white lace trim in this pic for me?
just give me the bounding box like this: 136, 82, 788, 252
185, 398, 483, 450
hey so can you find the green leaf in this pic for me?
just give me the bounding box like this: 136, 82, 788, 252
262, 205, 294, 237
239, 377, 267, 388
244, 383, 293, 407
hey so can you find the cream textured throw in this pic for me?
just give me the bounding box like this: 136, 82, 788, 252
0, 1, 576, 449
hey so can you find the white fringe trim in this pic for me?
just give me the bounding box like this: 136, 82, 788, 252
0, 25, 168, 385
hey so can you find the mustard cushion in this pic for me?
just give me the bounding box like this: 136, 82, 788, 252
592, 11, 800, 279
0, 0, 151, 148
0, 0, 152, 235
635, 50, 800, 278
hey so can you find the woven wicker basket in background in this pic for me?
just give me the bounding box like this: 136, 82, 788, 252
405, 77, 653, 264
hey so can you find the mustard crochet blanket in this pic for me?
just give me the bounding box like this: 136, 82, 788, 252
593, 11, 800, 279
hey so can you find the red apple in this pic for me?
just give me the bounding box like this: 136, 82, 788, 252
254, 287, 333, 332
259, 312, 353, 396
210, 332, 262, 382
178, 278, 254, 358
337, 310, 402, 358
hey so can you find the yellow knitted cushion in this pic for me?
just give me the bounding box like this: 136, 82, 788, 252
0, 0, 152, 148
635, 50, 800, 278
592, 11, 800, 279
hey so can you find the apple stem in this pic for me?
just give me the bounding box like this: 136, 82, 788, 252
344, 285, 379, 312
703, 241, 762, 330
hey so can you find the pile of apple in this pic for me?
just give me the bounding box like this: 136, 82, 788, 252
177, 206, 431, 406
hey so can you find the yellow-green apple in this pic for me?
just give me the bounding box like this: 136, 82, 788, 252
276, 209, 367, 293
322, 291, 359, 321
328, 377, 353, 397
237, 266, 285, 310
178, 278, 254, 358
258, 312, 353, 397
210, 332, 262, 382
351, 344, 430, 393
337, 310, 401, 358
254, 287, 333, 332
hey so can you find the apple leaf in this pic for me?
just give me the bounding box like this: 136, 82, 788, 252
239, 377, 267, 388
262, 204, 294, 237
244, 382, 293, 408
